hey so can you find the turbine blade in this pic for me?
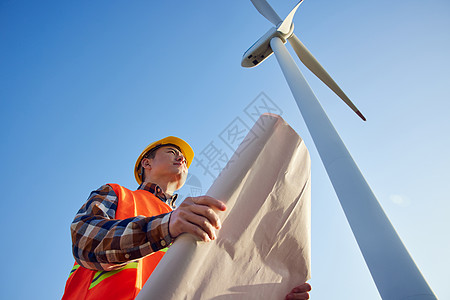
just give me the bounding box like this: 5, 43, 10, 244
288, 33, 366, 121
250, 0, 282, 26
277, 0, 304, 35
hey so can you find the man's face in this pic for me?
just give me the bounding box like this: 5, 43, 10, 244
146, 145, 188, 187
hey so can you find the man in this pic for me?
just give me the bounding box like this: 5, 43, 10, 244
62, 136, 311, 299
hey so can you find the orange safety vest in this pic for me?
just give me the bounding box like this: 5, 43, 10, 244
62, 184, 172, 300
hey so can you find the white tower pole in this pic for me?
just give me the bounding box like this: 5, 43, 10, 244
270, 36, 436, 300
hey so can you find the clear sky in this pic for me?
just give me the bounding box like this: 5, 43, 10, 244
1, 0, 449, 299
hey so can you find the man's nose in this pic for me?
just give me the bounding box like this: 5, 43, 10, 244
176, 154, 186, 164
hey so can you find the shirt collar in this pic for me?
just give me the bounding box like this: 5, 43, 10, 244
137, 182, 178, 208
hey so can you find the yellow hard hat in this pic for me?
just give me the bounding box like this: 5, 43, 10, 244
134, 136, 194, 185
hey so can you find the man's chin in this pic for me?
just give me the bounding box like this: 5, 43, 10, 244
178, 173, 188, 186
171, 171, 187, 188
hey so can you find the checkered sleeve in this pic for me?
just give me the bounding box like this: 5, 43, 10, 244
70, 184, 173, 271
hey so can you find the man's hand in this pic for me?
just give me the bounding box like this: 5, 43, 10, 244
285, 283, 311, 300
169, 196, 226, 242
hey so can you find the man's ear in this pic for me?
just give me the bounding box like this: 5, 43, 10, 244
141, 158, 152, 170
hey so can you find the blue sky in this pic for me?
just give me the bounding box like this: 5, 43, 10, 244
1, 0, 449, 299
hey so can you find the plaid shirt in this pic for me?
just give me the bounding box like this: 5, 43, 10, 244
71, 182, 177, 271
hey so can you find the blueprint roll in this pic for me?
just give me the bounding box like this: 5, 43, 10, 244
136, 113, 311, 300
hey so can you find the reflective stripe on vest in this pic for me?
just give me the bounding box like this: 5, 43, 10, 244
87, 246, 168, 290
62, 184, 172, 300
68, 263, 81, 279
89, 261, 138, 289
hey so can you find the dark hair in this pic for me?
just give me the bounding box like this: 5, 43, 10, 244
140, 143, 181, 182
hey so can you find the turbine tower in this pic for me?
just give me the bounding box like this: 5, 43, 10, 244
242, 1, 437, 299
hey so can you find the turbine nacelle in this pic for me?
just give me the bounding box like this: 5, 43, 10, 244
241, 24, 294, 68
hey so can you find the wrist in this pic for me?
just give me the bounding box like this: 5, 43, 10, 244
159, 212, 173, 247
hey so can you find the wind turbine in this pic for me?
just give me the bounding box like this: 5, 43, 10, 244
242, 1, 437, 299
